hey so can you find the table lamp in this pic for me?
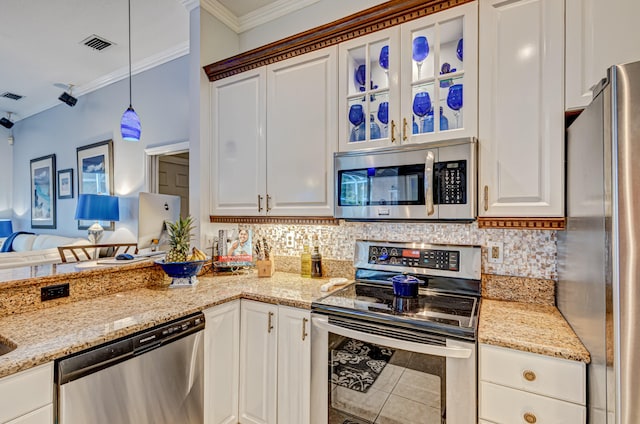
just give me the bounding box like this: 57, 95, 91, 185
0, 220, 13, 238
75, 194, 119, 244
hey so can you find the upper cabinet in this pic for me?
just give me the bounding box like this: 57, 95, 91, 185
566, 0, 640, 110
338, 2, 478, 151
478, 0, 565, 217
210, 47, 337, 217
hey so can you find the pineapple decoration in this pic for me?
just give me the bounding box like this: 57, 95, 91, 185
165, 215, 194, 263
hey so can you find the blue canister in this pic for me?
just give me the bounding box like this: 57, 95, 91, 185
389, 274, 421, 297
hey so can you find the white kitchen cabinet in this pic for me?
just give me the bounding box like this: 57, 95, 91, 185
210, 68, 266, 216
204, 301, 240, 424
0, 362, 53, 424
239, 300, 311, 424
277, 306, 311, 424
211, 47, 336, 217
478, 0, 565, 217
566, 0, 640, 110
338, 2, 478, 151
239, 300, 278, 424
479, 344, 586, 424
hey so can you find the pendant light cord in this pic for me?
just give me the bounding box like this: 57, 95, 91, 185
128, 0, 132, 107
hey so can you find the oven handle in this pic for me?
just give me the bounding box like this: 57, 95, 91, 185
425, 151, 435, 216
313, 317, 471, 359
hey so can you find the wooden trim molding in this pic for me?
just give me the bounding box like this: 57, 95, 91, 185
210, 215, 340, 225
477, 217, 566, 230
204, 0, 474, 81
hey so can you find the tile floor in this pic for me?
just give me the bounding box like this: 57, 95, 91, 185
330, 350, 444, 424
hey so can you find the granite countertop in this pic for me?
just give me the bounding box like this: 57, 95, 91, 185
0, 271, 335, 378
0, 264, 591, 380
478, 298, 591, 363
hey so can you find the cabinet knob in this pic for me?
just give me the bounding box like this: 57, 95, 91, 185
523, 412, 537, 423
301, 317, 308, 341
402, 118, 408, 141
523, 370, 536, 382
391, 120, 396, 143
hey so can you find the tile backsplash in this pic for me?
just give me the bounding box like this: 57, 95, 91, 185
241, 221, 557, 280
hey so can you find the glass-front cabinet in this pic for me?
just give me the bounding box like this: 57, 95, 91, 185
338, 2, 478, 151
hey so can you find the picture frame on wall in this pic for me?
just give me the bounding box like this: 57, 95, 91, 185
30, 154, 56, 229
76, 139, 114, 230
57, 168, 74, 199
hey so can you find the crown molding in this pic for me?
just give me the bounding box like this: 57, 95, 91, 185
200, 0, 241, 33
180, 0, 200, 12
20, 42, 190, 120
239, 0, 321, 32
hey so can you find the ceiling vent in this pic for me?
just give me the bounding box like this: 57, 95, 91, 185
81, 35, 115, 51
1, 92, 23, 101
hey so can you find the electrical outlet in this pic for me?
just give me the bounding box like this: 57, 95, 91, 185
205, 233, 214, 248
487, 241, 504, 264
285, 231, 295, 248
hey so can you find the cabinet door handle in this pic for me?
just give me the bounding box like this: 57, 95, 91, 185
268, 311, 274, 333
391, 120, 396, 143
425, 151, 435, 216
523, 412, 537, 423
523, 370, 536, 382
302, 317, 309, 341
483, 185, 489, 212
266, 194, 272, 212
402, 118, 408, 141
258, 195, 264, 212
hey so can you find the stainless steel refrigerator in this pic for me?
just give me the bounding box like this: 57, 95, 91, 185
559, 60, 640, 424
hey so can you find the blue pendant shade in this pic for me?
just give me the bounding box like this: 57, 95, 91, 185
75, 194, 119, 244
0, 220, 13, 238
121, 0, 141, 142
121, 106, 141, 141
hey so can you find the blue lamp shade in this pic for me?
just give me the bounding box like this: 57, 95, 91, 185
0, 220, 13, 237
121, 106, 141, 142
75, 194, 120, 222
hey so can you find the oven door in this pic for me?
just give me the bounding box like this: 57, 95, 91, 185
311, 313, 476, 424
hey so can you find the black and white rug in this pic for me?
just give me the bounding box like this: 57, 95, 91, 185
331, 338, 394, 393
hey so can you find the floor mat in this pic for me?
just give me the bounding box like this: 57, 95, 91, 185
331, 338, 394, 393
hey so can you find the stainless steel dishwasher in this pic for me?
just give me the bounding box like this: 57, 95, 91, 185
55, 312, 205, 424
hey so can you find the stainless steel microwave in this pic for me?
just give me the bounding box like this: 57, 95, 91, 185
334, 138, 477, 220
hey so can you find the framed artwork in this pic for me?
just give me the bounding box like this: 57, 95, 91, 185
30, 154, 56, 229
57, 168, 74, 199
76, 139, 114, 230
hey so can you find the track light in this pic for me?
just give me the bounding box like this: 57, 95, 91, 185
58, 85, 77, 107
0, 112, 14, 129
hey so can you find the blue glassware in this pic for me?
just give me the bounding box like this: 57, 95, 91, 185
447, 84, 463, 111
370, 114, 381, 140
439, 62, 456, 88
412, 116, 419, 134
412, 36, 429, 78
439, 107, 449, 131
355, 64, 366, 91
379, 45, 389, 72
423, 111, 434, 133
456, 38, 463, 62
413, 92, 431, 134
377, 102, 389, 125
348, 104, 365, 126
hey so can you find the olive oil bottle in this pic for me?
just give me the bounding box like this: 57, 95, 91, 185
301, 245, 311, 278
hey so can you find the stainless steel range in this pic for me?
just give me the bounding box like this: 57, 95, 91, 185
311, 240, 481, 424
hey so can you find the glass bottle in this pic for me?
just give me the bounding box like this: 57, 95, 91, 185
301, 245, 311, 278
311, 245, 322, 278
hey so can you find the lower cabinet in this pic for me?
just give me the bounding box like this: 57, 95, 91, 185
239, 300, 311, 424
478, 344, 586, 423
205, 300, 311, 424
204, 300, 241, 424
0, 362, 53, 424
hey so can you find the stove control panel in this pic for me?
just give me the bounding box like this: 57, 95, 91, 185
368, 245, 460, 271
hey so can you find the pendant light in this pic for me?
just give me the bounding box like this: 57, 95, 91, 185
120, 0, 141, 141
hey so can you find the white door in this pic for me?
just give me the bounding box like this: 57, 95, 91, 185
158, 153, 189, 217
211, 68, 267, 216
277, 306, 311, 424
204, 301, 240, 424
478, 0, 564, 217
239, 300, 278, 424
266, 47, 337, 216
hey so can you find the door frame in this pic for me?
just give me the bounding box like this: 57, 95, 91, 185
144, 141, 189, 193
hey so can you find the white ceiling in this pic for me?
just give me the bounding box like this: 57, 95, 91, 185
0, 0, 302, 124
